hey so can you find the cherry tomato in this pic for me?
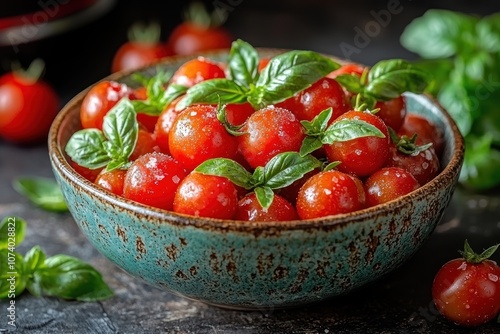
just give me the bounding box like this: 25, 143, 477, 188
364, 167, 420, 207
170, 57, 226, 87
69, 159, 102, 183
224, 102, 255, 126
129, 86, 160, 133
173, 172, 238, 219
385, 143, 440, 185
277, 77, 349, 122
129, 128, 159, 161
94, 168, 126, 196
399, 113, 445, 156
168, 104, 239, 171
234, 193, 299, 222
258, 58, 270, 72
167, 22, 232, 55
111, 26, 174, 73
0, 70, 59, 144
80, 81, 132, 130
153, 96, 184, 154
123, 152, 187, 210
375, 95, 406, 132
324, 110, 390, 178
328, 63, 366, 78
296, 170, 364, 220
238, 106, 305, 169
432, 242, 500, 327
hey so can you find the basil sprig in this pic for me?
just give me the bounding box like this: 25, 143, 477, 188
65, 98, 139, 172
196, 152, 321, 209
177, 39, 340, 110
131, 71, 188, 116
13, 177, 68, 212
299, 108, 386, 156
0, 216, 113, 301
335, 59, 429, 108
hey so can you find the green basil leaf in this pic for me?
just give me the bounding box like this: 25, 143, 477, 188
0, 249, 27, 299
195, 158, 254, 189
102, 98, 139, 171
413, 59, 454, 95
437, 82, 472, 136
250, 50, 340, 108
365, 59, 429, 100
460, 136, 500, 191
254, 186, 275, 210
400, 9, 476, 58
252, 166, 265, 186
323, 161, 341, 171
300, 108, 332, 135
323, 118, 385, 144
262, 152, 321, 189
65, 129, 110, 169
335, 74, 363, 94
299, 136, 324, 157
12, 177, 68, 212
35, 255, 113, 301
228, 39, 259, 88
0, 216, 26, 249
176, 79, 248, 110
131, 100, 161, 116
24, 246, 46, 274
159, 83, 188, 108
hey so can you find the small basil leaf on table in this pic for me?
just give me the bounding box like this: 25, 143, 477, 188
0, 249, 28, 298
12, 177, 68, 212
0, 216, 27, 248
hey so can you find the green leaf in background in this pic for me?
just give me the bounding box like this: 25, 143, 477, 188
413, 59, 454, 95
400, 9, 477, 59
460, 135, 500, 191
0, 216, 26, 249
12, 177, 68, 212
34, 255, 114, 302
0, 249, 27, 299
437, 82, 473, 136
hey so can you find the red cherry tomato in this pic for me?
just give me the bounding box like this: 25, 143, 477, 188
69, 159, 102, 183
153, 96, 184, 154
234, 193, 299, 222
80, 81, 132, 130
123, 152, 187, 210
111, 41, 173, 73
168, 104, 239, 171
399, 113, 445, 156
167, 22, 232, 56
0, 70, 59, 144
129, 128, 159, 161
296, 170, 364, 220
238, 106, 305, 169
432, 242, 500, 327
324, 110, 390, 178
170, 57, 226, 87
173, 172, 238, 219
328, 63, 366, 78
223, 102, 255, 126
375, 95, 406, 132
277, 77, 349, 122
94, 168, 127, 196
364, 167, 420, 207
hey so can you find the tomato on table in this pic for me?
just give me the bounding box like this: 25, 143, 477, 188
432, 241, 500, 327
0, 59, 59, 144
111, 22, 174, 73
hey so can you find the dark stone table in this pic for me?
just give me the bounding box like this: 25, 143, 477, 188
2, 1, 500, 333
1, 132, 500, 334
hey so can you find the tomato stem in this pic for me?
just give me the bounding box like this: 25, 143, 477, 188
12, 58, 45, 84
459, 239, 500, 264
184, 1, 227, 29
128, 21, 161, 44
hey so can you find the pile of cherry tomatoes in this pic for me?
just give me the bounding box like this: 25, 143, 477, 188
67, 40, 444, 222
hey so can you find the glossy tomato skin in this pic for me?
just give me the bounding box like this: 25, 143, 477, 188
168, 104, 239, 171
432, 258, 500, 327
0, 73, 59, 144
170, 57, 226, 87
277, 77, 349, 122
364, 167, 420, 207
80, 81, 132, 130
234, 193, 299, 222
324, 110, 390, 178
69, 159, 102, 183
296, 170, 364, 220
129, 128, 159, 161
238, 106, 305, 169
328, 63, 366, 78
224, 102, 255, 126
167, 22, 232, 56
385, 144, 440, 185
399, 113, 445, 156
153, 96, 184, 154
111, 42, 174, 73
94, 168, 127, 196
173, 172, 238, 219
123, 152, 187, 210
375, 95, 406, 132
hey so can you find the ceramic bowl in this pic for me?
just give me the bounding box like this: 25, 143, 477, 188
48, 50, 465, 310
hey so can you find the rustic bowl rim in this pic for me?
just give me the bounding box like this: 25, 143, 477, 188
48, 48, 465, 233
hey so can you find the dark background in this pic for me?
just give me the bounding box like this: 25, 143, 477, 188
1, 0, 499, 106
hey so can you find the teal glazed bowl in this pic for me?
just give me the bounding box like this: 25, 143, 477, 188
48, 50, 465, 309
